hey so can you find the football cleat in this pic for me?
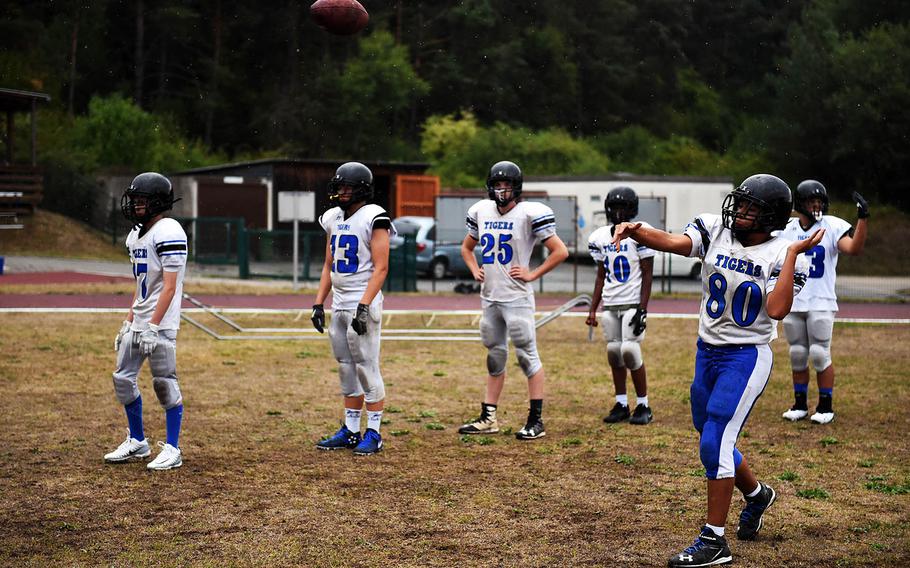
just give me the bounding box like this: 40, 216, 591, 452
316, 425, 361, 450
147, 441, 182, 471
353, 428, 383, 456
737, 482, 776, 541
668, 526, 732, 567
629, 404, 653, 425
810, 411, 835, 424
104, 431, 151, 463
603, 402, 630, 423
515, 419, 546, 440
458, 414, 499, 435
782, 406, 809, 421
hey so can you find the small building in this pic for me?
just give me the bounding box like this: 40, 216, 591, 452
0, 88, 51, 222
166, 158, 438, 231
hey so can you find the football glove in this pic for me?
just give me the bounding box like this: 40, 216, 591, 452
138, 323, 160, 356
351, 303, 370, 336
311, 304, 325, 334
852, 191, 870, 219
629, 307, 647, 336
114, 320, 132, 352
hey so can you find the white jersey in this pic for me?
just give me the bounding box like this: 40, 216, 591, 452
319, 204, 396, 311
778, 215, 852, 312
466, 199, 557, 303
125, 217, 188, 331
588, 223, 656, 307
683, 214, 810, 345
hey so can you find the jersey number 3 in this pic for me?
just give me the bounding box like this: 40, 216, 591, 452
330, 234, 359, 273
805, 245, 825, 278
480, 233, 513, 265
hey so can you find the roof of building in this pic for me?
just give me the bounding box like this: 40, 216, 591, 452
0, 88, 52, 112
171, 157, 431, 177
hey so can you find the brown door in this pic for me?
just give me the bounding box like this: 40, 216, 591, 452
197, 179, 268, 228
394, 174, 439, 218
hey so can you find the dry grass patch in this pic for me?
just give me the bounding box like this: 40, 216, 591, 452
1, 314, 908, 566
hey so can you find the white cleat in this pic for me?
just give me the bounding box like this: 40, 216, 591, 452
810, 411, 835, 424
782, 407, 809, 421
104, 431, 151, 463
147, 441, 183, 470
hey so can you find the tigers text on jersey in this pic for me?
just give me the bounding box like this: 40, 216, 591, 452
588, 223, 656, 306
778, 215, 852, 312
466, 200, 557, 303
683, 214, 810, 345
319, 204, 397, 311
125, 217, 187, 331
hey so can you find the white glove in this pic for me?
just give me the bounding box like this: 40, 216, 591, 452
114, 320, 132, 352
139, 323, 160, 356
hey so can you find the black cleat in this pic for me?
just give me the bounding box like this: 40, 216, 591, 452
603, 402, 630, 423
737, 482, 776, 540
668, 526, 732, 567
629, 403, 653, 425
515, 419, 546, 440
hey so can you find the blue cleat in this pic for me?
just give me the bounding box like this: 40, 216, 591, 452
316, 425, 361, 450
737, 482, 776, 540
353, 428, 383, 456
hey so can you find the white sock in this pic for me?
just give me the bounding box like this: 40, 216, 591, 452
705, 523, 724, 536
616, 394, 629, 407
367, 410, 383, 433
637, 395, 649, 408
344, 409, 362, 433
745, 483, 762, 498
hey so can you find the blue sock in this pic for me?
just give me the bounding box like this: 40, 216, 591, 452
165, 404, 184, 448
819, 387, 833, 396
125, 396, 144, 441
794, 383, 809, 394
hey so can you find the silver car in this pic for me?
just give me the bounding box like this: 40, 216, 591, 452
391, 216, 475, 279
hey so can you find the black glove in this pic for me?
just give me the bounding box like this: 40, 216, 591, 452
852, 191, 870, 219
351, 303, 369, 336
629, 307, 647, 336
311, 304, 325, 333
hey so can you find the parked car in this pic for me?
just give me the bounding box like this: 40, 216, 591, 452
391, 216, 476, 279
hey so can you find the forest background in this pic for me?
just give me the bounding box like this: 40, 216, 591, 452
2, 0, 908, 225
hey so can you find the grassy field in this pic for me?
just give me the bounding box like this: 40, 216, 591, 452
1, 312, 907, 567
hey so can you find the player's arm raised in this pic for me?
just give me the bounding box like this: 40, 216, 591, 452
767, 229, 825, 319
838, 191, 869, 256
462, 234, 484, 283
611, 222, 693, 256
510, 234, 568, 282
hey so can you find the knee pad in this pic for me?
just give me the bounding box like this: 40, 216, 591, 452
359, 369, 386, 404
338, 363, 363, 397
486, 345, 507, 376
620, 341, 643, 371
508, 317, 541, 377
809, 343, 832, 372
606, 341, 624, 368
152, 376, 183, 409
789, 344, 809, 372
112, 371, 139, 406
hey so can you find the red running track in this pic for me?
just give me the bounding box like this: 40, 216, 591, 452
1, 271, 908, 319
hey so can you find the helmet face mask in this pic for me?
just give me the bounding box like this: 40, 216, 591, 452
328, 162, 373, 210
794, 180, 829, 222
605, 186, 639, 225
721, 174, 792, 241
486, 161, 523, 207
121, 172, 177, 227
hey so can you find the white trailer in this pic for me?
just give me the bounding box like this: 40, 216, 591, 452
523, 174, 734, 277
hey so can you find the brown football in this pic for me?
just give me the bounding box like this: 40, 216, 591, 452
310, 0, 369, 36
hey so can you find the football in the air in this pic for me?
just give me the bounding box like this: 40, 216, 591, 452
310, 0, 369, 36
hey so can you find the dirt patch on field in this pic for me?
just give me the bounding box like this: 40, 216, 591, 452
0, 315, 907, 566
